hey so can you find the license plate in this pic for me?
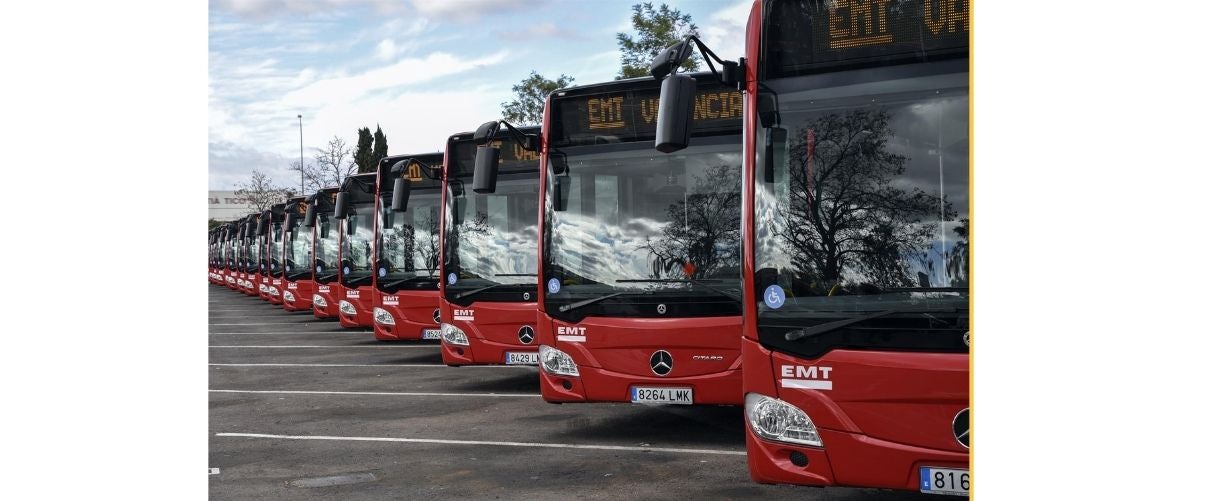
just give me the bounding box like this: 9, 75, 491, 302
421, 328, 441, 340
505, 352, 539, 365
630, 387, 693, 405
919, 467, 969, 496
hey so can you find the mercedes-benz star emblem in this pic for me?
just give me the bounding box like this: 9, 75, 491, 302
963, 331, 970, 347
518, 325, 535, 345
650, 350, 673, 376
433, 309, 441, 323
656, 304, 667, 315
523, 292, 531, 301
952, 408, 969, 449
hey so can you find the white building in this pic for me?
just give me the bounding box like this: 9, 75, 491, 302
209, 190, 257, 222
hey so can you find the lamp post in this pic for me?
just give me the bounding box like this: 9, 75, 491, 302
297, 114, 304, 194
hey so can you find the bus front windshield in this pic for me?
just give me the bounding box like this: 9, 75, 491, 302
341, 202, 375, 286
377, 188, 441, 291
753, 62, 969, 357
285, 223, 313, 277
314, 213, 339, 279
270, 220, 284, 276
444, 172, 539, 300
542, 137, 743, 320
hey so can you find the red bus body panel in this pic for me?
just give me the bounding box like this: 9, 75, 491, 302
373, 290, 439, 340
338, 284, 373, 328
439, 300, 538, 365
536, 314, 743, 404
282, 277, 314, 311
313, 281, 340, 319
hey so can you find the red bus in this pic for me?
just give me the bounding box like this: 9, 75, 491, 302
334, 172, 379, 328
371, 153, 445, 341
221, 221, 239, 289
531, 75, 745, 405
281, 195, 315, 312
310, 188, 342, 319
208, 228, 221, 284
438, 127, 541, 365
254, 205, 283, 302
240, 214, 260, 296
651, 0, 969, 493
265, 200, 294, 305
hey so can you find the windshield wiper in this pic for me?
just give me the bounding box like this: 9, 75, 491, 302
382, 276, 438, 289
453, 283, 535, 300
316, 272, 339, 281
558, 290, 654, 313
615, 279, 741, 301
784, 307, 958, 341
344, 275, 373, 287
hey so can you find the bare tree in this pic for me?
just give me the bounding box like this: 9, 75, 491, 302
290, 158, 324, 195
643, 164, 741, 279
778, 109, 948, 292
312, 136, 355, 188
234, 169, 288, 214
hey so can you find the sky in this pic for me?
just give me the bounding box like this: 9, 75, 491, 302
209, 0, 755, 191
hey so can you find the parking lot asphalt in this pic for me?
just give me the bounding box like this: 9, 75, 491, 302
209, 284, 930, 500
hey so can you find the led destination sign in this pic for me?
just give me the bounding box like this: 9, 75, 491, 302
767, 0, 969, 77
448, 134, 540, 178
553, 81, 742, 147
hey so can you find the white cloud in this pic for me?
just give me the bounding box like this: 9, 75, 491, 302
279, 50, 510, 106
493, 22, 580, 41
210, 0, 406, 18
410, 0, 546, 21
702, 0, 755, 62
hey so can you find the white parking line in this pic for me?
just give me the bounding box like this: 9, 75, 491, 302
210, 363, 532, 368
215, 432, 747, 456
210, 389, 539, 397
209, 332, 356, 337
209, 345, 437, 348
209, 323, 331, 326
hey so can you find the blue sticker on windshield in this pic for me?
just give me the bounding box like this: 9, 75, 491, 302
286, 265, 292, 272
764, 285, 786, 309
343, 266, 350, 275
448, 273, 458, 285
548, 278, 561, 294
378, 267, 386, 278
316, 265, 323, 273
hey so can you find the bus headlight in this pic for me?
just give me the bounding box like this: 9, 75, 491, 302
539, 344, 579, 377
374, 307, 395, 326
313, 295, 327, 308
283, 291, 295, 302
744, 393, 823, 447
339, 300, 356, 316
269, 286, 279, 296
441, 323, 468, 346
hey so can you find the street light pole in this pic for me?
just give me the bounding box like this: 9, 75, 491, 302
297, 114, 304, 194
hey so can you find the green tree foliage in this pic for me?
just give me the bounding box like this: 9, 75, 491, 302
371, 124, 388, 169
501, 71, 575, 126
616, 2, 700, 79
353, 126, 375, 173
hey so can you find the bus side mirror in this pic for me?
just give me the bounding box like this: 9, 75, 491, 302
303, 206, 317, 227
651, 40, 693, 80
552, 175, 571, 212
319, 220, 329, 239
473, 121, 499, 145
473, 145, 500, 194
764, 127, 787, 183
333, 191, 348, 219
452, 198, 463, 225
257, 214, 269, 236
654, 74, 697, 153
392, 177, 412, 212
